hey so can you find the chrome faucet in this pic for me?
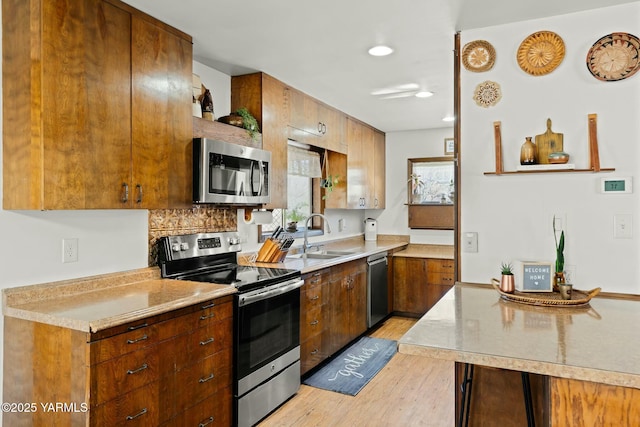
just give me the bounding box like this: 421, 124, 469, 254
303, 213, 332, 255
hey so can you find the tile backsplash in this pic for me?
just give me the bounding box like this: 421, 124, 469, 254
148, 206, 236, 265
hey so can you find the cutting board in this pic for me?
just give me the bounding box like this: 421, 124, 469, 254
535, 118, 564, 164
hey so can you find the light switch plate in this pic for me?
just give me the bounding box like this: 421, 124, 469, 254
463, 232, 478, 253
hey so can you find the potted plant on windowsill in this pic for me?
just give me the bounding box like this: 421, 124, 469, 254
286, 203, 307, 232
500, 262, 515, 293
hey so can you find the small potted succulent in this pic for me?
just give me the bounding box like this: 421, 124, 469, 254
500, 261, 515, 293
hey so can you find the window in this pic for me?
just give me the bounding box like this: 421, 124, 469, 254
261, 143, 324, 238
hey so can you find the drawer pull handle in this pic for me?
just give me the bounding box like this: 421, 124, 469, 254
126, 363, 148, 375
310, 295, 320, 301
126, 408, 147, 421
200, 313, 216, 320
127, 323, 148, 331
127, 334, 148, 344
199, 373, 215, 383
310, 320, 319, 326
200, 337, 215, 346
199, 416, 214, 427
311, 349, 319, 355
310, 278, 320, 284
201, 302, 216, 310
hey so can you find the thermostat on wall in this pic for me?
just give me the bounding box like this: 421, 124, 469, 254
599, 176, 632, 194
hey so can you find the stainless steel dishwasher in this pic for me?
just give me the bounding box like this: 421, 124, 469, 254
367, 252, 389, 328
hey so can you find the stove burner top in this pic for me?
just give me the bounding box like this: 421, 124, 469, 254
157, 232, 300, 292
179, 264, 300, 291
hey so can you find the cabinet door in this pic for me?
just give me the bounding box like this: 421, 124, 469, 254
346, 118, 366, 208
361, 125, 376, 208
348, 262, 368, 338
393, 257, 429, 315
323, 106, 346, 153
328, 266, 351, 353
10, 0, 132, 209
373, 130, 386, 208
131, 16, 192, 209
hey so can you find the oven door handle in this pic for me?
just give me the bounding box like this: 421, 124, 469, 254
238, 279, 304, 307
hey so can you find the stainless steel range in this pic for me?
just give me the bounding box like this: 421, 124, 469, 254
157, 232, 303, 427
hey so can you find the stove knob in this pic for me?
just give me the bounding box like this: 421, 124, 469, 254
171, 243, 181, 252
228, 237, 240, 246
180, 242, 190, 251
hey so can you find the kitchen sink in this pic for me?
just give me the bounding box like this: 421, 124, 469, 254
286, 250, 357, 260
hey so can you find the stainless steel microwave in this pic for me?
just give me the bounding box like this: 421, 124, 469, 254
193, 138, 271, 205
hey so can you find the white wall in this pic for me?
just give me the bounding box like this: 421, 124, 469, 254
374, 128, 455, 245
460, 3, 640, 293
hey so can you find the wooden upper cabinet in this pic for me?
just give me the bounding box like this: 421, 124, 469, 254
2, 0, 193, 210
288, 88, 346, 153
372, 129, 386, 209
345, 117, 385, 209
131, 15, 193, 209
231, 72, 290, 209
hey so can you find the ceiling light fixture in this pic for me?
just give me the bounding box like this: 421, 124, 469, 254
415, 91, 434, 98
368, 45, 393, 57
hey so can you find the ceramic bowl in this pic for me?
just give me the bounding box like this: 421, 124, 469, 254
548, 152, 570, 164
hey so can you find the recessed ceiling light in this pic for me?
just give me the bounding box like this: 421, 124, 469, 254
415, 91, 434, 98
368, 45, 393, 56
442, 116, 455, 122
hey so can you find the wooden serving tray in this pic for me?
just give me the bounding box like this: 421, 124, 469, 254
491, 279, 600, 307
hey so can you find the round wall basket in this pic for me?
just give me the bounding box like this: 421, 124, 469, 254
517, 31, 565, 76
473, 80, 502, 108
462, 40, 496, 72
586, 32, 640, 81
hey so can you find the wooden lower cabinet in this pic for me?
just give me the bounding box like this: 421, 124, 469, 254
3, 295, 233, 426
393, 257, 454, 316
300, 260, 368, 374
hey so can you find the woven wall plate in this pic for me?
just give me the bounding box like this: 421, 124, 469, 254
517, 31, 565, 76
462, 40, 496, 72
473, 80, 502, 108
586, 32, 640, 81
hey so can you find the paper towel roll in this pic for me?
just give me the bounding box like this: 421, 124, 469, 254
243, 209, 273, 225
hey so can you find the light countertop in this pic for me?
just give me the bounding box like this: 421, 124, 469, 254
398, 283, 640, 389
392, 244, 454, 259
240, 236, 411, 273
3, 268, 235, 333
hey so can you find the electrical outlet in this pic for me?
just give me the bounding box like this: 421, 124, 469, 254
463, 232, 478, 253
62, 238, 78, 263
338, 218, 346, 232
614, 214, 632, 239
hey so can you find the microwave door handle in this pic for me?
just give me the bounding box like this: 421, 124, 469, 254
257, 160, 264, 196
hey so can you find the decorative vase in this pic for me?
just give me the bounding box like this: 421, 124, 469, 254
500, 274, 515, 293
520, 136, 537, 165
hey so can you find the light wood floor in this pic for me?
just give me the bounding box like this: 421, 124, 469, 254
259, 317, 455, 426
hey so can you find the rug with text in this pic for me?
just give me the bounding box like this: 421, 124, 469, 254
303, 336, 397, 396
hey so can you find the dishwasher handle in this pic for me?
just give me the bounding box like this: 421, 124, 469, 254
367, 252, 388, 266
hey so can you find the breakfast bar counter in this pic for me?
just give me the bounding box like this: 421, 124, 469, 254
398, 282, 640, 426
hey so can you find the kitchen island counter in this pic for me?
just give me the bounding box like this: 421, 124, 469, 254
3, 267, 236, 332
398, 282, 640, 425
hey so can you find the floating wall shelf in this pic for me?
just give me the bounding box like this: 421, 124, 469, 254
485, 113, 615, 176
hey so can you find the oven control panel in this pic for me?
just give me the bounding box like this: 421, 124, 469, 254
158, 232, 241, 261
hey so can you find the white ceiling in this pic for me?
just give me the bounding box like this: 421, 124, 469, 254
123, 0, 637, 133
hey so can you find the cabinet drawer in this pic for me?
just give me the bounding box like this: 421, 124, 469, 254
91, 323, 160, 364
301, 305, 324, 339
302, 282, 326, 307
301, 334, 328, 374
428, 259, 455, 273
427, 271, 455, 286
304, 268, 330, 286
91, 347, 160, 406
90, 300, 232, 365
160, 386, 232, 427
169, 349, 232, 416
91, 382, 159, 427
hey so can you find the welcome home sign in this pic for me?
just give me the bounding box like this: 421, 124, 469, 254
514, 261, 554, 292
